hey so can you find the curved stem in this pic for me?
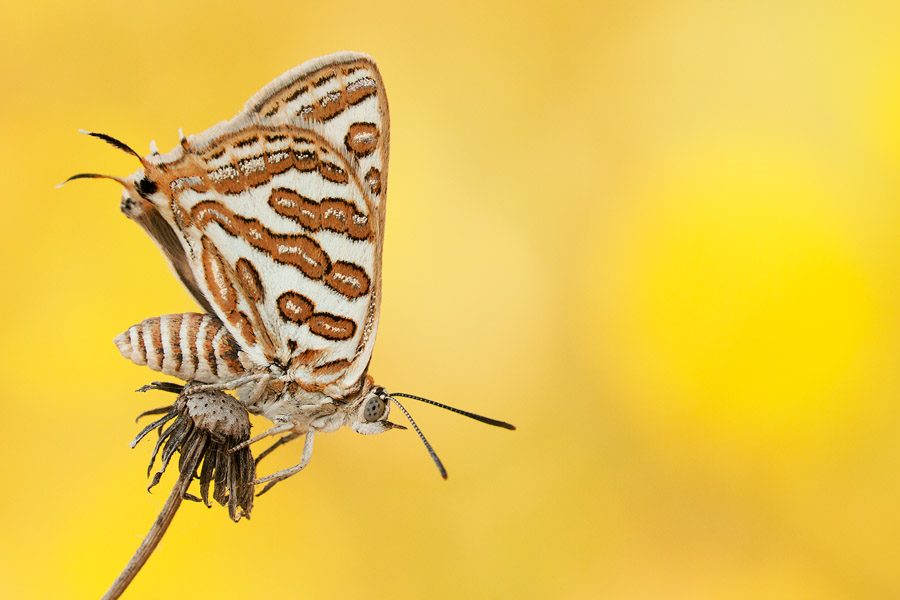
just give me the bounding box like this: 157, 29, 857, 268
100, 446, 199, 600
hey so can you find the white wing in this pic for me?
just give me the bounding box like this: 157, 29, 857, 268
126, 53, 389, 398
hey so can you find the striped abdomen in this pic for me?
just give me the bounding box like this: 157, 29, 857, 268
114, 313, 253, 383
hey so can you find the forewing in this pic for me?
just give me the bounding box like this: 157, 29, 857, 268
246, 51, 390, 229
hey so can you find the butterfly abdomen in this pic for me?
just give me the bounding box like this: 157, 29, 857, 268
114, 313, 253, 383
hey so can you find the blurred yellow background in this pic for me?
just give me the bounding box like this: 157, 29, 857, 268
2, 1, 900, 598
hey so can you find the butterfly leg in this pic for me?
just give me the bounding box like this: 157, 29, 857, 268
242, 373, 272, 406
186, 372, 269, 393
256, 432, 302, 464
229, 422, 295, 452
253, 429, 315, 495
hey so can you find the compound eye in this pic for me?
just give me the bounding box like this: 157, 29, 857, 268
363, 396, 386, 422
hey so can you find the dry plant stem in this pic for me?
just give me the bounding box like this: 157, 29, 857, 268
100, 444, 200, 600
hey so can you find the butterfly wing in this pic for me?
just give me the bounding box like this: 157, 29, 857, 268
128, 53, 389, 398
246, 51, 389, 226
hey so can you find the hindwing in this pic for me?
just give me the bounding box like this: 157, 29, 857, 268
128, 52, 389, 397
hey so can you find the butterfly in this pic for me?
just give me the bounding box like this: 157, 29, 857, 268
65, 52, 514, 491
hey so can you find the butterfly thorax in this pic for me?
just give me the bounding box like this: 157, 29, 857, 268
240, 373, 393, 436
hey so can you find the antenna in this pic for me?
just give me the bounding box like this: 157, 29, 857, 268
387, 392, 515, 479
388, 395, 448, 479
390, 393, 515, 430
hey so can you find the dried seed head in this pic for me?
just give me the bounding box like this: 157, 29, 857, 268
134, 384, 256, 522
103, 385, 257, 599
181, 388, 251, 440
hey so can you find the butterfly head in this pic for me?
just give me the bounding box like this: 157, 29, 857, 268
343, 384, 401, 435
57, 130, 164, 225
337, 383, 516, 480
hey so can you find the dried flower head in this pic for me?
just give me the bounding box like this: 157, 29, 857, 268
134, 382, 255, 521
102, 383, 255, 600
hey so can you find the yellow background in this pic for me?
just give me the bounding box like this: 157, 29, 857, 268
2, 1, 899, 598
